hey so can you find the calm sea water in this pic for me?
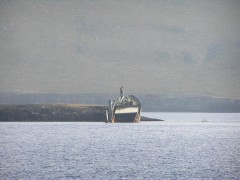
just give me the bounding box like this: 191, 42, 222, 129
0, 113, 240, 179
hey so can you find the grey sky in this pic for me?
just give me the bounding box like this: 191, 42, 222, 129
0, 0, 240, 98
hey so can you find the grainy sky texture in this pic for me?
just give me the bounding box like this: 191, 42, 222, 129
0, 0, 240, 98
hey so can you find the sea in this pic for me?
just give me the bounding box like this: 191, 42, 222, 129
0, 113, 240, 179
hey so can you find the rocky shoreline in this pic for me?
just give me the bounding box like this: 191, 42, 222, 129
0, 104, 163, 122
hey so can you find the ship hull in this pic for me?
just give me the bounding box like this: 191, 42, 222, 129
113, 112, 140, 123
112, 106, 140, 123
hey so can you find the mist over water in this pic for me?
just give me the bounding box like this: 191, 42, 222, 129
1, 113, 240, 179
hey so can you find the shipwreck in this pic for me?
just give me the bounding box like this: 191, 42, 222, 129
106, 87, 141, 123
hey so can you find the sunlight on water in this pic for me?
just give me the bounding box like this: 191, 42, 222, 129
143, 112, 240, 122
0, 113, 240, 179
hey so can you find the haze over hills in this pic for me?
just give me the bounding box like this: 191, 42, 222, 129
0, 92, 239, 112
0, 1, 240, 99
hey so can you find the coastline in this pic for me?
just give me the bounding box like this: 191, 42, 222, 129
0, 104, 163, 122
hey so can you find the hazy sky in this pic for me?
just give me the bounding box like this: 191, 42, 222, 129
0, 0, 240, 98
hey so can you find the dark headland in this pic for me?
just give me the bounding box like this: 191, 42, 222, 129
0, 104, 163, 122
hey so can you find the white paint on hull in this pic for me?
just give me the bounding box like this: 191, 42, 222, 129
115, 107, 139, 114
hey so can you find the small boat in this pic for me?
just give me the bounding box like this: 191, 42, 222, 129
106, 87, 141, 123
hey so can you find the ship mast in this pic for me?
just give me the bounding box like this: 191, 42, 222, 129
120, 86, 124, 101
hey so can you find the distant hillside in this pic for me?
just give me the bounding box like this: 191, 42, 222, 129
0, 92, 239, 112
1, 1, 240, 98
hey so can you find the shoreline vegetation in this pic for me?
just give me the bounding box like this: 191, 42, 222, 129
0, 104, 163, 122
